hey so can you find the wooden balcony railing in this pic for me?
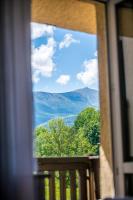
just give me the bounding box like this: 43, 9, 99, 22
33, 156, 100, 200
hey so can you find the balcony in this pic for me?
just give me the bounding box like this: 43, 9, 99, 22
34, 156, 99, 200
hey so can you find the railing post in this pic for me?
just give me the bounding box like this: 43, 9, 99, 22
59, 171, 66, 200
70, 170, 77, 200
49, 171, 56, 200
79, 169, 87, 200
89, 168, 96, 200
90, 157, 100, 199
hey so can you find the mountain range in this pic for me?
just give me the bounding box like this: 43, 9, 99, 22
33, 87, 99, 127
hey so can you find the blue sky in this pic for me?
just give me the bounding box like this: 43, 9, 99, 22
31, 23, 98, 93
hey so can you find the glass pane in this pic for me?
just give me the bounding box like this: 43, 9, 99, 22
117, 1, 133, 160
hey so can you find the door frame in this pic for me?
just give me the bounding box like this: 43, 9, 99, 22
107, 0, 126, 196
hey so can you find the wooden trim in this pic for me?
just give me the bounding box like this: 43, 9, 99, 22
0, 0, 33, 199
35, 157, 99, 171
36, 156, 98, 164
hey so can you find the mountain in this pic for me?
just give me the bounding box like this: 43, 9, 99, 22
33, 87, 99, 127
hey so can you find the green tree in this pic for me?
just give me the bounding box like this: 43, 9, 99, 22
73, 107, 100, 154
33, 126, 51, 157
34, 118, 93, 157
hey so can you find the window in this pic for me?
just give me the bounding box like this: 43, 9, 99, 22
31, 23, 100, 158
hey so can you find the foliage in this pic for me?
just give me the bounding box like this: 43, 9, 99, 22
34, 118, 92, 157
73, 107, 100, 154
34, 107, 100, 157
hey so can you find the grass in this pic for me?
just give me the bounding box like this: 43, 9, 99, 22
44, 173, 79, 200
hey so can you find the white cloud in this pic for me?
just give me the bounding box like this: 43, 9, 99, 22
56, 75, 70, 85
32, 70, 40, 83
59, 33, 80, 49
32, 37, 56, 80
77, 59, 98, 89
31, 22, 55, 39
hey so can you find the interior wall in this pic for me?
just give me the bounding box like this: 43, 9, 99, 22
32, 0, 97, 34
